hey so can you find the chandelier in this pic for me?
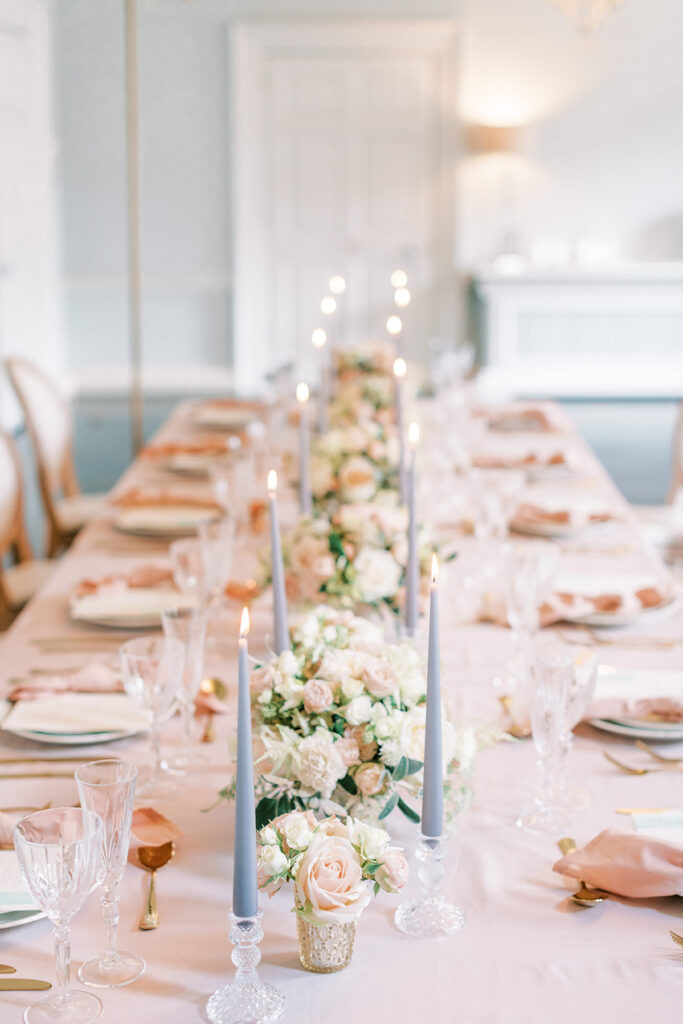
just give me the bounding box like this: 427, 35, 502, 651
546, 0, 626, 36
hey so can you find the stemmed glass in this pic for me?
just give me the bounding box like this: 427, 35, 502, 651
516, 645, 573, 835
209, 452, 255, 530
170, 538, 207, 602
198, 514, 236, 603
502, 540, 560, 688
161, 606, 209, 771
556, 648, 599, 810
119, 637, 184, 797
469, 468, 525, 596
75, 761, 144, 988
14, 807, 103, 1024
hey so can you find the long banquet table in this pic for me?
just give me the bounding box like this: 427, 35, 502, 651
1, 398, 683, 1024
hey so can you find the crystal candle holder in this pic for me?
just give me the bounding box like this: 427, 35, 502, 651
206, 911, 285, 1024
394, 834, 465, 937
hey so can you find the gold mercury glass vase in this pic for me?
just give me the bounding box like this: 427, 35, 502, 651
295, 901, 357, 973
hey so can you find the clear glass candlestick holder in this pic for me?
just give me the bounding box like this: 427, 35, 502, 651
206, 911, 285, 1024
394, 834, 465, 937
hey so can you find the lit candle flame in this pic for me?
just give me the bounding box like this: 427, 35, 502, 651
386, 314, 402, 335
311, 328, 327, 348
329, 275, 346, 295
267, 469, 277, 494
408, 421, 420, 447
393, 356, 407, 379
391, 269, 408, 289
320, 296, 337, 316
394, 287, 411, 308
240, 606, 250, 638
431, 553, 439, 585
296, 382, 309, 403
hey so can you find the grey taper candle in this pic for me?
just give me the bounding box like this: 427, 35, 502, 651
233, 608, 258, 918
405, 424, 419, 636
268, 470, 289, 655
393, 357, 407, 504
421, 555, 443, 838
296, 383, 313, 517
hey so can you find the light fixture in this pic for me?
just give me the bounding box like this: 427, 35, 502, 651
546, 0, 626, 36
311, 328, 327, 348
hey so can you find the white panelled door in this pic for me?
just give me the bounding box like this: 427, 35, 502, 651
232, 20, 459, 393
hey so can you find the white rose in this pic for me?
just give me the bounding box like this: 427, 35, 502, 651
278, 650, 300, 676
258, 844, 288, 876
345, 694, 373, 726
280, 678, 305, 707
398, 668, 427, 706
374, 713, 398, 741
257, 689, 273, 706
310, 455, 336, 499
351, 820, 389, 860
296, 731, 348, 799
281, 812, 315, 851
341, 677, 365, 700
354, 548, 402, 603
338, 455, 379, 503
398, 706, 456, 769
260, 826, 278, 845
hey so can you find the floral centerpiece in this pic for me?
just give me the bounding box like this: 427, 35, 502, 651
244, 605, 496, 830
262, 497, 437, 615
256, 810, 408, 971
310, 421, 400, 507
333, 341, 397, 380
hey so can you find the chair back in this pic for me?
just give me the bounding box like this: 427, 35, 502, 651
668, 401, 683, 502
0, 432, 32, 626
5, 358, 79, 537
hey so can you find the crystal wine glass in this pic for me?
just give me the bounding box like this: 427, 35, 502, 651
170, 538, 208, 602
75, 760, 144, 988
516, 645, 572, 835
14, 807, 103, 1024
119, 636, 184, 797
556, 647, 599, 810
198, 514, 236, 603
161, 606, 209, 771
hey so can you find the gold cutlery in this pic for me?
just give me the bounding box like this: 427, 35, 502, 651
557, 838, 608, 907
0, 965, 16, 973
602, 751, 683, 775
0, 771, 76, 780
0, 757, 85, 765
0, 979, 51, 991
0, 801, 52, 813
137, 841, 175, 930
199, 677, 227, 744
635, 740, 683, 765
670, 930, 683, 949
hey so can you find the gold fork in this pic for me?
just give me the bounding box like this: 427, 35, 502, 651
603, 751, 683, 775
670, 930, 683, 948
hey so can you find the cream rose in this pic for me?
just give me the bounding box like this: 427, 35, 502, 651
296, 731, 348, 799
303, 679, 333, 714
354, 763, 386, 797
258, 843, 288, 878
310, 455, 336, 499
351, 819, 389, 859
376, 848, 409, 892
295, 833, 371, 924
362, 657, 397, 698
345, 694, 373, 726
289, 535, 335, 581
354, 548, 402, 603
398, 706, 456, 769
334, 735, 360, 767
338, 455, 378, 503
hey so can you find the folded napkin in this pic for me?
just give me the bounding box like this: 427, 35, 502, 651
128, 807, 184, 864
141, 437, 234, 459
75, 564, 175, 597
0, 812, 15, 847
538, 586, 667, 627
473, 451, 566, 470
487, 405, 557, 433
553, 829, 683, 898
6, 661, 122, 702
113, 488, 221, 511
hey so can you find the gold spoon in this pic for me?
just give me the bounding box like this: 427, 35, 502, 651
603, 751, 683, 776
558, 838, 609, 907
137, 841, 175, 930
498, 695, 531, 739
199, 677, 228, 743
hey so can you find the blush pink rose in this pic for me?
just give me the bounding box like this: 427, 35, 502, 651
345, 725, 378, 763
303, 679, 334, 714
354, 762, 386, 796
376, 848, 409, 892
295, 833, 371, 923
361, 658, 397, 698
334, 736, 360, 768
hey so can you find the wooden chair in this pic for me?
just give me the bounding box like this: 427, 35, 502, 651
0, 432, 54, 629
5, 357, 106, 555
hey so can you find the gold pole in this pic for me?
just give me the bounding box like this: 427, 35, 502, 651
125, 0, 143, 455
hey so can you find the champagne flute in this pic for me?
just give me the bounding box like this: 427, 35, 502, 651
75, 760, 144, 988
14, 807, 103, 1024
119, 637, 184, 797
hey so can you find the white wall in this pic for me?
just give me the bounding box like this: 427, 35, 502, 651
51, 0, 683, 387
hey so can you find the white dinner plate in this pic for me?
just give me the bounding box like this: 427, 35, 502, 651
162, 453, 220, 478
192, 406, 256, 431
70, 587, 197, 629
0, 908, 45, 929
578, 596, 678, 628
588, 717, 683, 742
6, 727, 140, 745
114, 505, 220, 537
2, 694, 149, 744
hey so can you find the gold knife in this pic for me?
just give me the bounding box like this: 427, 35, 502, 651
0, 965, 16, 973
0, 978, 51, 990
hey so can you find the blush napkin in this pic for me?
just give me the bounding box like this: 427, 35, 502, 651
553, 828, 683, 898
